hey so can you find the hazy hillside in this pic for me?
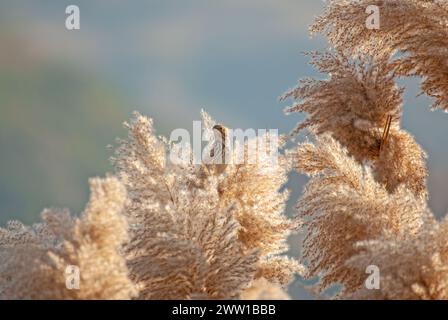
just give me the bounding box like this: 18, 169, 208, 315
0, 27, 129, 224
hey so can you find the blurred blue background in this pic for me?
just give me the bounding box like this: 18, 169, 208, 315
0, 1, 447, 299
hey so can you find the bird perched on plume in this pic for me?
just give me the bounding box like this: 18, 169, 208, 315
203, 124, 229, 175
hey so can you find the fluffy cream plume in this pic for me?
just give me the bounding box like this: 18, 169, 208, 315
282, 51, 428, 199
282, 51, 402, 143
293, 135, 433, 296
348, 215, 448, 300
0, 177, 137, 299
240, 278, 290, 300
311, 0, 448, 111
200, 112, 301, 283
283, 0, 448, 299
112, 112, 300, 299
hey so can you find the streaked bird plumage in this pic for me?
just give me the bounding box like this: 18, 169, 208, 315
203, 124, 229, 175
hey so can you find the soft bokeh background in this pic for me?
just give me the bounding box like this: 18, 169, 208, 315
0, 0, 447, 299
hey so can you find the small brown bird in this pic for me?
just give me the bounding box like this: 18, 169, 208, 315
204, 124, 229, 175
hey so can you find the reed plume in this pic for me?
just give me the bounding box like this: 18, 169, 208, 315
0, 177, 137, 299
284, 0, 448, 299
112, 111, 301, 299
311, 0, 448, 112
292, 135, 433, 296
